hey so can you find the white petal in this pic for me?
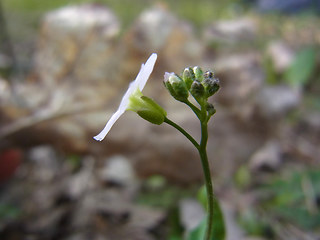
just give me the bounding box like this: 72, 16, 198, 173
136, 53, 157, 91
93, 108, 125, 141
118, 80, 136, 111
93, 53, 157, 141
119, 53, 157, 110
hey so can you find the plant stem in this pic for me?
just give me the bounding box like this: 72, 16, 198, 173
164, 116, 215, 240
164, 117, 199, 150
199, 121, 214, 240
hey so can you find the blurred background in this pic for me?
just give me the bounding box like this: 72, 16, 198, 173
0, 0, 320, 239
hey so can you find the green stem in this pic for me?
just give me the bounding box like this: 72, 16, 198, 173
199, 122, 214, 240
164, 117, 199, 150
164, 116, 215, 240
184, 99, 201, 119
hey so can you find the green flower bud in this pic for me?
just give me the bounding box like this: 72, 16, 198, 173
128, 89, 167, 125
182, 67, 196, 89
193, 66, 204, 82
203, 70, 220, 97
203, 70, 214, 79
206, 103, 216, 116
164, 72, 189, 102
190, 80, 205, 99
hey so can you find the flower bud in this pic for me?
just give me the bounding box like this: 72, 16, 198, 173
203, 70, 214, 79
193, 66, 204, 82
206, 103, 216, 116
164, 72, 189, 102
203, 71, 220, 97
182, 67, 195, 89
137, 96, 167, 125
128, 90, 166, 125
190, 80, 205, 99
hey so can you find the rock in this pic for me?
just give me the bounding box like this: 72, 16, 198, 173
285, 111, 320, 163
72, 189, 164, 240
28, 145, 60, 182
222, 203, 245, 240
99, 155, 137, 186
123, 6, 203, 73
212, 53, 264, 118
34, 4, 121, 85
255, 85, 301, 119
179, 198, 205, 232
267, 41, 294, 73
249, 140, 282, 172
26, 206, 68, 236
64, 156, 96, 199
301, 111, 320, 132
99, 155, 139, 199
1, 4, 124, 153
203, 18, 256, 45
206, 107, 267, 185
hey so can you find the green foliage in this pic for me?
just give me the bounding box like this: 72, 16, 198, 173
187, 186, 226, 240
168, 206, 184, 240
238, 209, 271, 237
263, 55, 279, 85
285, 47, 317, 87
197, 185, 208, 210
234, 165, 251, 189
187, 211, 225, 240
66, 155, 82, 170
263, 169, 320, 230
144, 174, 167, 190
136, 176, 198, 208
0, 203, 21, 221
187, 218, 207, 240
305, 95, 320, 111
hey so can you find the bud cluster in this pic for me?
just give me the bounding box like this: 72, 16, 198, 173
164, 66, 220, 102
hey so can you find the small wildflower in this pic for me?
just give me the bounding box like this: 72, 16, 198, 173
94, 53, 159, 141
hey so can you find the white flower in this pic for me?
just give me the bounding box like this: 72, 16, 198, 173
94, 53, 158, 141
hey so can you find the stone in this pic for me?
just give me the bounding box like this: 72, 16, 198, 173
255, 85, 301, 119
249, 140, 282, 172
179, 198, 205, 232
72, 189, 163, 240
222, 203, 245, 240
211, 53, 264, 118
302, 111, 320, 131
99, 155, 136, 187
28, 145, 60, 182
64, 156, 97, 199
34, 4, 121, 85
123, 6, 203, 74
204, 18, 256, 45
267, 41, 294, 73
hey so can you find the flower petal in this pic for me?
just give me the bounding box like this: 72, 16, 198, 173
136, 53, 157, 91
93, 53, 157, 141
93, 108, 125, 141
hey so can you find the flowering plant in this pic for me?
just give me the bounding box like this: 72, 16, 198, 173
94, 53, 225, 240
